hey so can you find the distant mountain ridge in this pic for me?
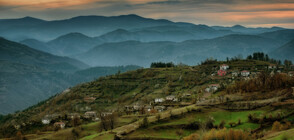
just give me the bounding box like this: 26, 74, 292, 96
270, 39, 294, 61
0, 14, 285, 42
74, 34, 281, 67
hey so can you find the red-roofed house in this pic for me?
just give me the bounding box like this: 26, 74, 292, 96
218, 70, 227, 76
241, 70, 250, 77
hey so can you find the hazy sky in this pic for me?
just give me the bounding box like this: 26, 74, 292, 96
1, 0, 294, 28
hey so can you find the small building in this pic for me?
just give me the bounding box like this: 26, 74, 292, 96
166, 95, 178, 102
68, 113, 80, 119
133, 104, 143, 111
154, 106, 166, 112
205, 84, 220, 93
84, 111, 97, 118
154, 98, 165, 103
220, 64, 229, 70
217, 70, 227, 76
41, 118, 51, 125
231, 71, 239, 77
241, 70, 250, 77
268, 64, 277, 69
288, 71, 294, 77
101, 112, 113, 117
84, 97, 96, 103
144, 105, 153, 112
54, 122, 65, 129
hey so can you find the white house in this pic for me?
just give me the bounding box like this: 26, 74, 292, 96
166, 95, 178, 102
84, 111, 97, 118
205, 84, 220, 93
268, 64, 277, 69
220, 64, 229, 70
231, 71, 239, 77
241, 70, 250, 77
155, 98, 165, 103
42, 118, 51, 125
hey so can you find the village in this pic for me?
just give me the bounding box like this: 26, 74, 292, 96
38, 63, 294, 130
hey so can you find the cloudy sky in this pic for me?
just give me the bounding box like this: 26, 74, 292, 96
1, 0, 294, 28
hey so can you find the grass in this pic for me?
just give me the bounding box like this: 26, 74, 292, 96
127, 128, 195, 140
267, 128, 294, 140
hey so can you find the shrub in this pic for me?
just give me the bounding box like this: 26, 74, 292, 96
141, 117, 149, 128
272, 121, 281, 131
156, 114, 161, 122
219, 120, 226, 129
183, 133, 200, 140
176, 129, 184, 136
202, 128, 251, 140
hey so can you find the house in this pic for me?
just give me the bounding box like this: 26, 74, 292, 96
220, 64, 229, 70
231, 71, 239, 77
144, 105, 153, 112
54, 122, 65, 129
101, 112, 113, 117
133, 104, 143, 111
42, 118, 51, 125
288, 71, 294, 77
155, 98, 165, 103
84, 97, 96, 103
84, 111, 97, 118
154, 106, 166, 112
68, 113, 80, 119
166, 95, 178, 102
124, 105, 134, 112
268, 64, 277, 69
205, 84, 220, 93
241, 70, 250, 77
217, 70, 227, 76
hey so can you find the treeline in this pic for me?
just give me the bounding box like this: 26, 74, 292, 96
226, 72, 294, 94
150, 62, 175, 68
247, 52, 293, 67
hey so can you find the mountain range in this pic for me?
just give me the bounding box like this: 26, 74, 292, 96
1, 14, 294, 114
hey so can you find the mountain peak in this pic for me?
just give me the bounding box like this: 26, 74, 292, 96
232, 25, 246, 28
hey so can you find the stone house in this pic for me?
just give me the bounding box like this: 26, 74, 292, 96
54, 122, 65, 129
166, 95, 178, 102
84, 111, 97, 118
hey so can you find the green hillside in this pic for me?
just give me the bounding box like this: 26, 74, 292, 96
1, 59, 293, 139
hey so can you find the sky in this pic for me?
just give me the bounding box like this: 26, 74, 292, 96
1, 0, 294, 28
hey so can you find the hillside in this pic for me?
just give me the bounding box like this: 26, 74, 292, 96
0, 37, 88, 72
259, 29, 294, 44
75, 34, 281, 67
0, 37, 142, 114
1, 59, 293, 139
47, 33, 102, 56
270, 39, 294, 61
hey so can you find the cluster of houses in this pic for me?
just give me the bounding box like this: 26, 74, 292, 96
41, 110, 114, 129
